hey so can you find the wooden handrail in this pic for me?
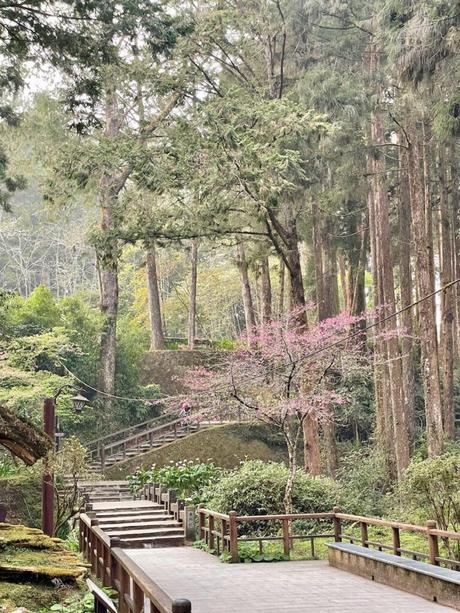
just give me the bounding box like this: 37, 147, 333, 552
79, 513, 191, 612
86, 410, 180, 451
335, 513, 429, 534
237, 512, 334, 522
102, 417, 185, 453
197, 507, 460, 567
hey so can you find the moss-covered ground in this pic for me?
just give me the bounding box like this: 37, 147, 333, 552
0, 523, 87, 612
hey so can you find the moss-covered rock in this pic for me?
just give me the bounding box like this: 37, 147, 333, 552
0, 523, 87, 611
0, 473, 42, 527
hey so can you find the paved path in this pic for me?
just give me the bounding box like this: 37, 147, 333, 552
125, 547, 452, 612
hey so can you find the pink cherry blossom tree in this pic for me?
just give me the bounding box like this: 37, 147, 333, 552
184, 308, 369, 513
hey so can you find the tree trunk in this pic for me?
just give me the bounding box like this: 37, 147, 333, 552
98, 197, 119, 406
235, 242, 256, 336
98, 84, 121, 408
369, 103, 410, 479
408, 121, 444, 456
312, 201, 326, 320
323, 421, 338, 476
188, 240, 198, 350
303, 414, 321, 476
449, 144, 460, 360
278, 257, 285, 317
259, 257, 272, 323
0, 405, 52, 465
284, 201, 307, 322
398, 144, 416, 444
146, 242, 165, 350
438, 146, 455, 438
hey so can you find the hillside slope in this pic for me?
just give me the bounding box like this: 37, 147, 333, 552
105, 423, 286, 479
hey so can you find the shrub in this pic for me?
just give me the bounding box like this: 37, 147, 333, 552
127, 460, 221, 503
205, 460, 340, 534
395, 450, 460, 532
336, 446, 390, 516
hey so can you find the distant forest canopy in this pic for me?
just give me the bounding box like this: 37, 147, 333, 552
0, 0, 459, 477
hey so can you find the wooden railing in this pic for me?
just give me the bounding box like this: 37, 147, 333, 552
336, 512, 460, 569
198, 508, 336, 563
79, 514, 191, 612
89, 417, 199, 470
198, 506, 460, 568
86, 411, 181, 459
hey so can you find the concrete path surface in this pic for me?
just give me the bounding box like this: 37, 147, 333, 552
125, 547, 453, 612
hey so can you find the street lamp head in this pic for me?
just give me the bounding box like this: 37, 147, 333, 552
71, 393, 89, 413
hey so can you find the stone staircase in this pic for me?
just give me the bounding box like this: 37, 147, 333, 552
80, 482, 185, 548
86, 416, 205, 472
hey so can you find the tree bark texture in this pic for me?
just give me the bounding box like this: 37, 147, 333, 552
235, 242, 256, 336
146, 243, 165, 350
0, 405, 52, 464
438, 147, 455, 438
188, 240, 198, 350
408, 121, 444, 456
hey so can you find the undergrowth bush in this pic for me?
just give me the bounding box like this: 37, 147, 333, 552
335, 446, 391, 516
205, 460, 339, 534
127, 460, 221, 503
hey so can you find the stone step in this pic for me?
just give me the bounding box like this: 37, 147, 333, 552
97, 514, 174, 525
106, 526, 184, 538
101, 519, 179, 531
119, 535, 185, 548
94, 504, 163, 514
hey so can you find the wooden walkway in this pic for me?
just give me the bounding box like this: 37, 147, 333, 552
124, 547, 452, 612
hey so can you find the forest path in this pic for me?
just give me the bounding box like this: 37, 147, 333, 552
124, 548, 451, 612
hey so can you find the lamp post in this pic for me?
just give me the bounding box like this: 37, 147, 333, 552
42, 387, 89, 537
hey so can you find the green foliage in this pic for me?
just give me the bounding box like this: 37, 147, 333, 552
434, 95, 460, 140
394, 449, 460, 531
236, 541, 288, 563
0, 455, 19, 478
11, 285, 60, 334
128, 459, 221, 503
47, 587, 117, 613
206, 460, 339, 533
336, 446, 390, 516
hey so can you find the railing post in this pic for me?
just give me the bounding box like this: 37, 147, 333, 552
427, 520, 440, 566
333, 507, 342, 542
209, 514, 215, 550
392, 526, 401, 556
90, 519, 99, 574
133, 581, 144, 612
229, 511, 239, 563
119, 566, 130, 613
184, 505, 196, 541
198, 505, 205, 541
282, 518, 290, 557
360, 521, 368, 548
168, 489, 177, 514
110, 538, 121, 591
101, 446, 106, 472
172, 599, 192, 613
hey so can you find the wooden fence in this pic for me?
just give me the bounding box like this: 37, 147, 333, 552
79, 513, 191, 613
198, 506, 460, 568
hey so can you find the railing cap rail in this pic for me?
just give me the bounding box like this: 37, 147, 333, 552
335, 513, 428, 534
112, 547, 179, 613
86, 410, 180, 450
236, 512, 334, 522
102, 416, 185, 452
197, 508, 230, 520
